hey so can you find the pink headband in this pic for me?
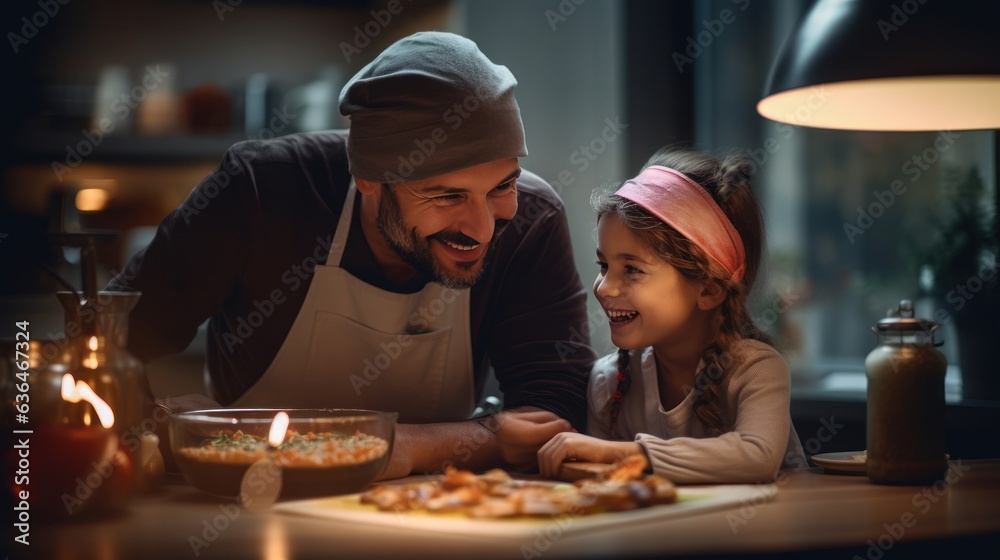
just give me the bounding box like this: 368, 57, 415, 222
615, 165, 746, 282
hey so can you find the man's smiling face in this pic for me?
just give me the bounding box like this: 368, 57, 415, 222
369, 158, 521, 289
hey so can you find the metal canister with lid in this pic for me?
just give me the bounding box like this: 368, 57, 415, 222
865, 300, 947, 484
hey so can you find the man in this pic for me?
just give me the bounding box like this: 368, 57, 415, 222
110, 32, 594, 477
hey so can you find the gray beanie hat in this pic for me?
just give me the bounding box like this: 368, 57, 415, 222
339, 31, 528, 184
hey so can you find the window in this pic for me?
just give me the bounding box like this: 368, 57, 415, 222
693, 0, 996, 401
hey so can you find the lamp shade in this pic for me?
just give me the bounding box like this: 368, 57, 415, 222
757, 0, 1000, 131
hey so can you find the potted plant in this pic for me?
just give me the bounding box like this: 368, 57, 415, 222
918, 165, 999, 401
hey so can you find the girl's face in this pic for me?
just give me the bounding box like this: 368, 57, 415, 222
593, 213, 705, 351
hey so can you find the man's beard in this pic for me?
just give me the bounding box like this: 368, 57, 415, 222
375, 186, 510, 289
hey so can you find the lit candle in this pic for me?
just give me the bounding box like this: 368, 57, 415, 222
28, 371, 125, 519
61, 373, 115, 429
268, 411, 290, 448
29, 425, 119, 519
241, 411, 288, 510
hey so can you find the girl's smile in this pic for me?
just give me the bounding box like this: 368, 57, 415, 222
605, 308, 640, 336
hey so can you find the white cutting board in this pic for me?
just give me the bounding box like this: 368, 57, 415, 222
275, 482, 776, 537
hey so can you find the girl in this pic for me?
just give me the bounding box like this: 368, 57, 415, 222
538, 148, 805, 484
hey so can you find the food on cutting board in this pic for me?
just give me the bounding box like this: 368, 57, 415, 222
360, 455, 676, 518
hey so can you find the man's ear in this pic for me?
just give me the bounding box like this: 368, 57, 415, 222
354, 177, 381, 196
697, 280, 727, 311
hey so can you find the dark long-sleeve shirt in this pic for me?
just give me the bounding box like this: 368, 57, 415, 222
108, 130, 594, 430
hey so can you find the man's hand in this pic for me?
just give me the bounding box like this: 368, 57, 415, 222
492, 406, 575, 471
373, 407, 576, 479
536, 432, 644, 479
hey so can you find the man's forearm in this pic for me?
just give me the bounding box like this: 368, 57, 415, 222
387, 420, 503, 478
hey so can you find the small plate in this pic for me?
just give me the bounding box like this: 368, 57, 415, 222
810, 451, 867, 475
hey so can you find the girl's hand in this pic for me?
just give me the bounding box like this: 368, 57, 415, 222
537, 432, 644, 479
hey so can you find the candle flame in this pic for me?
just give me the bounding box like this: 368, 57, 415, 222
83, 336, 101, 369
61, 373, 115, 429
268, 411, 290, 448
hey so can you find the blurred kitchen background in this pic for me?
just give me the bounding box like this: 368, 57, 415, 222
2, 0, 997, 452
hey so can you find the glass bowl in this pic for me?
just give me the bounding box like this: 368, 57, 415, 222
169, 409, 396, 500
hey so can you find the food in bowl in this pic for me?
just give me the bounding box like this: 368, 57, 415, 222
170, 409, 395, 500
178, 429, 388, 467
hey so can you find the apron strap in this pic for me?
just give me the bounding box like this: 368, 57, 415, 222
326, 179, 357, 267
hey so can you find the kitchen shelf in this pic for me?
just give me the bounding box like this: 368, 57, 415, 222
15, 131, 252, 163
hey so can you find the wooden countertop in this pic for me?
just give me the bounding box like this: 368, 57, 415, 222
14, 460, 1000, 560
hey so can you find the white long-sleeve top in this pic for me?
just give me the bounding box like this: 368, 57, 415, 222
588, 339, 806, 484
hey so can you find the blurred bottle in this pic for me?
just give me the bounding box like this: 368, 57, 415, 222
244, 73, 272, 138
136, 63, 178, 135
181, 83, 232, 134
92, 66, 130, 135
282, 66, 342, 133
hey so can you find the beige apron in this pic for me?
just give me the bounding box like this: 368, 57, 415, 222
233, 181, 475, 423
